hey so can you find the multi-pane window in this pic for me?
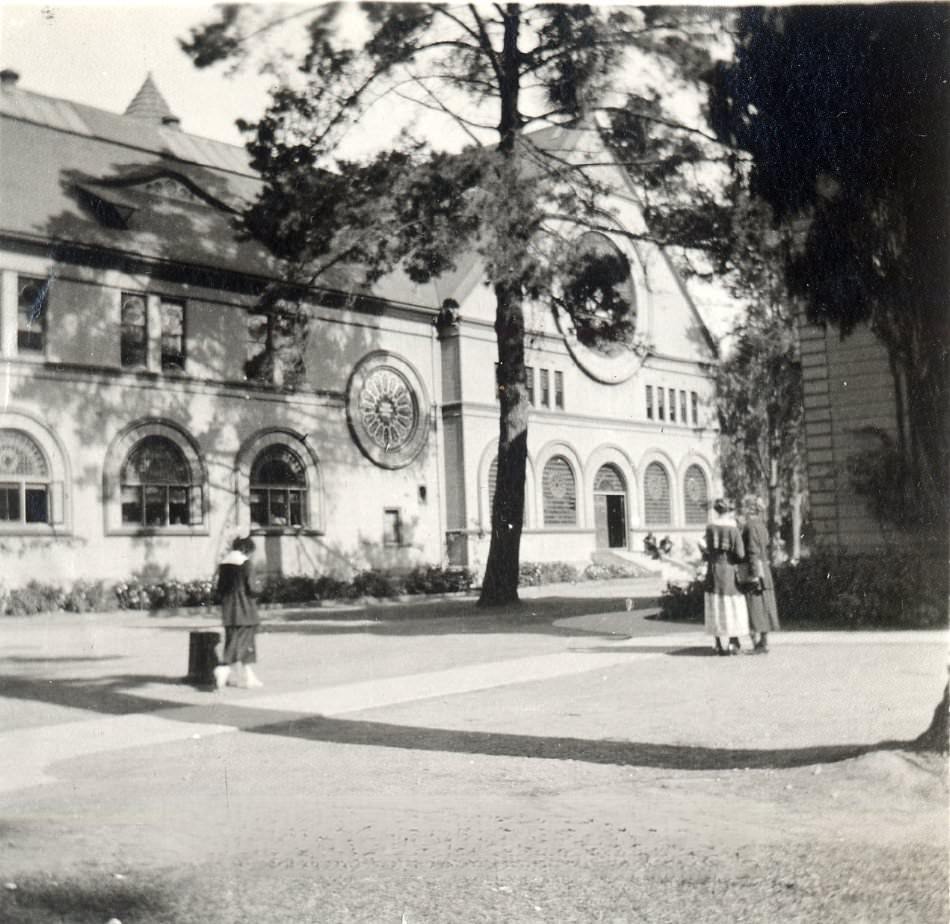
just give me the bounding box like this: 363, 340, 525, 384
160, 298, 185, 371
644, 461, 672, 525
646, 385, 654, 420
0, 430, 51, 524
245, 312, 269, 382
542, 455, 577, 526
120, 435, 197, 527
120, 293, 148, 367
554, 371, 564, 410
540, 369, 550, 407
250, 445, 306, 528
525, 366, 535, 406
383, 508, 403, 545
691, 391, 699, 425
657, 387, 665, 421
684, 465, 709, 525
669, 388, 676, 422
17, 276, 48, 354
680, 390, 688, 425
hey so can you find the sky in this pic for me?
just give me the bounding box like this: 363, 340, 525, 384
1, 4, 274, 145
0, 1, 744, 338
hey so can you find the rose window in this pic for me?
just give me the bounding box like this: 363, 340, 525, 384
346, 352, 430, 469
358, 368, 417, 452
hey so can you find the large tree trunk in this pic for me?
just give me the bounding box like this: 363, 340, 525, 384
478, 3, 527, 608
913, 681, 949, 753
479, 281, 529, 607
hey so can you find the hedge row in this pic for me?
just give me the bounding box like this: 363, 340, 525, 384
1, 557, 657, 616
0, 565, 475, 616
659, 550, 948, 630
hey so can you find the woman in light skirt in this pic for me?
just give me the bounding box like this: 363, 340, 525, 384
703, 498, 749, 655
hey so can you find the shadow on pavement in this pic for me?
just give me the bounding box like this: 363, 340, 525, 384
246, 712, 910, 771
0, 667, 922, 771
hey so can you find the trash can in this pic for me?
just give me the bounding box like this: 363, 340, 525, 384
187, 630, 221, 687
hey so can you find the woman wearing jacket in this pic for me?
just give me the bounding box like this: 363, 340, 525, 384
703, 498, 749, 655
214, 536, 263, 689
741, 495, 780, 653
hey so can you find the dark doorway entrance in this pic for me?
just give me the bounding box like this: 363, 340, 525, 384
593, 464, 627, 549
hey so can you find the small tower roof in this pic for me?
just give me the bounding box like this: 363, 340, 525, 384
124, 73, 179, 126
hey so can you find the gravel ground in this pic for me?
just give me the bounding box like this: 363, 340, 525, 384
0, 596, 946, 923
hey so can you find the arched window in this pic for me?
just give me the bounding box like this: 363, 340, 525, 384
543, 455, 576, 526
684, 465, 709, 525
487, 457, 498, 516
0, 429, 52, 524
643, 461, 671, 525
121, 435, 199, 527
250, 445, 307, 528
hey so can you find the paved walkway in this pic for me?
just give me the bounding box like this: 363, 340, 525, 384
1, 585, 946, 796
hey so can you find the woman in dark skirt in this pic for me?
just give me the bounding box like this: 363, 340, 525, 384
741, 495, 780, 653
214, 536, 262, 689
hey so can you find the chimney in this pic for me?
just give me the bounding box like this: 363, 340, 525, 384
0, 69, 20, 91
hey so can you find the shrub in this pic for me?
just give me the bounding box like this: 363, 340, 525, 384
62, 580, 118, 613
347, 570, 406, 599
5, 581, 66, 616
658, 550, 949, 630
774, 550, 947, 629
403, 565, 474, 595
659, 579, 705, 622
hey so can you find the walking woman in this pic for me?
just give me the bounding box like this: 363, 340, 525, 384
741, 495, 780, 653
214, 536, 263, 689
703, 498, 749, 655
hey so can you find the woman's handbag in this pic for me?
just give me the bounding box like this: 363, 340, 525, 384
735, 562, 757, 588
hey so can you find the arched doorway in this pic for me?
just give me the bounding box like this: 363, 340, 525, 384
593, 464, 627, 549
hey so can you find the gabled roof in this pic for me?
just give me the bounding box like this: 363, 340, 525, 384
0, 78, 442, 309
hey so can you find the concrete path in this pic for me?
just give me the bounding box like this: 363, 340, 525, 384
0, 629, 689, 794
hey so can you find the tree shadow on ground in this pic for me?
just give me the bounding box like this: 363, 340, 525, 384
0, 668, 928, 771
245, 712, 911, 771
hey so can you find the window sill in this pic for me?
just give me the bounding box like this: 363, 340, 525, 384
0, 524, 68, 535
107, 526, 210, 537
249, 527, 324, 537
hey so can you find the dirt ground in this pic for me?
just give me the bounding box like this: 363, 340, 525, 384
0, 597, 946, 923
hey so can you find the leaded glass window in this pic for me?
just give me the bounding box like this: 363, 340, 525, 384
644, 462, 671, 525
543, 456, 576, 526
0, 430, 51, 524
684, 465, 709, 525
250, 445, 307, 528
120, 435, 196, 527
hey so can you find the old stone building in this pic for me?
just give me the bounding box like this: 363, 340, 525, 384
0, 72, 722, 586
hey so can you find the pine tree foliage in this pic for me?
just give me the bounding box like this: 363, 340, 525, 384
182, 3, 728, 605
707, 5, 950, 540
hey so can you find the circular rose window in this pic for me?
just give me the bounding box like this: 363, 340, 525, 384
554, 231, 646, 384
347, 352, 429, 468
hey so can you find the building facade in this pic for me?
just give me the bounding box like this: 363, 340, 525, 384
0, 73, 722, 587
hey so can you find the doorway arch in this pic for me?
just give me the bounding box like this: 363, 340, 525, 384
593, 463, 627, 549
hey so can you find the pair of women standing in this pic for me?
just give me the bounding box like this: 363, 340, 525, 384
702, 496, 780, 655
